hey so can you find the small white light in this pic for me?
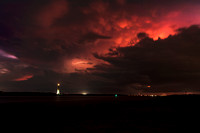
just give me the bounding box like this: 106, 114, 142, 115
82, 93, 87, 95
56, 89, 60, 95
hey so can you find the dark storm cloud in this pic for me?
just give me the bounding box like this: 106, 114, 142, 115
0, 0, 113, 73
93, 25, 200, 93
0, 0, 199, 68
79, 32, 111, 43
1, 0, 200, 93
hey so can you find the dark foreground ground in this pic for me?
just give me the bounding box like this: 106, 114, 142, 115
0, 95, 200, 133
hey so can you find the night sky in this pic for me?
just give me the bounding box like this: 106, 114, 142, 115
1, 0, 200, 95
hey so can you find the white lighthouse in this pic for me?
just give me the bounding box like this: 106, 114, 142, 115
56, 83, 61, 95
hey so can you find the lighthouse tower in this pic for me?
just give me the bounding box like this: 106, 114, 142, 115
56, 83, 61, 95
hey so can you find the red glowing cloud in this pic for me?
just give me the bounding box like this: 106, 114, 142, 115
62, 2, 200, 72
76, 2, 200, 56
14, 75, 33, 81
2, 0, 200, 74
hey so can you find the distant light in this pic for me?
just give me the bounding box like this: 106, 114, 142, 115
150, 95, 157, 97
82, 93, 87, 95
56, 83, 60, 95
115, 94, 118, 98
147, 86, 151, 88
56, 89, 60, 95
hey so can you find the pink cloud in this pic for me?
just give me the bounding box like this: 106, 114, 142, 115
0, 49, 18, 59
